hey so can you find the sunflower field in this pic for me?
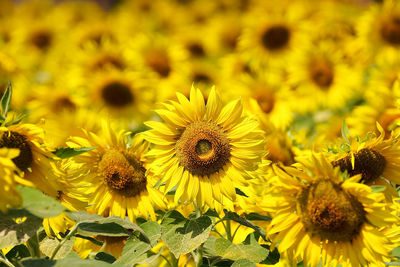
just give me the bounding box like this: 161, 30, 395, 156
3, 0, 400, 266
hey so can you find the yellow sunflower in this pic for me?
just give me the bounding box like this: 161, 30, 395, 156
0, 148, 22, 212
330, 123, 400, 186
357, 0, 400, 59
287, 40, 362, 112
143, 86, 265, 209
262, 154, 400, 266
239, 0, 310, 68
0, 123, 58, 197
65, 121, 166, 222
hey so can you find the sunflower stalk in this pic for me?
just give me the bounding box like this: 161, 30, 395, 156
49, 224, 78, 260
0, 252, 15, 267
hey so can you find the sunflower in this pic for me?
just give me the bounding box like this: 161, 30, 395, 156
262, 154, 400, 266
65, 121, 166, 222
0, 123, 58, 197
287, 41, 362, 112
330, 123, 400, 186
357, 0, 400, 60
0, 148, 22, 212
143, 86, 265, 209
239, 0, 310, 68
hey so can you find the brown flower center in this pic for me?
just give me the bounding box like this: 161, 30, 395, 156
331, 148, 386, 184
193, 72, 212, 84
30, 29, 52, 50
99, 150, 147, 197
101, 81, 134, 108
261, 25, 290, 51
176, 121, 231, 176
381, 16, 400, 46
52, 96, 76, 113
187, 42, 205, 57
309, 60, 334, 88
297, 179, 365, 242
0, 131, 33, 171
145, 49, 171, 77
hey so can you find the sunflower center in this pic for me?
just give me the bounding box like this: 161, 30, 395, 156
0, 131, 33, 171
331, 148, 386, 184
297, 179, 365, 242
261, 25, 290, 51
101, 81, 134, 108
99, 150, 147, 197
52, 96, 76, 113
30, 29, 52, 50
145, 49, 171, 77
193, 72, 212, 84
310, 60, 334, 88
176, 121, 231, 176
381, 16, 400, 45
187, 42, 205, 57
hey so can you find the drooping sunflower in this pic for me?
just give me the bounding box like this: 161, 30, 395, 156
0, 148, 22, 212
65, 121, 166, 222
262, 154, 400, 266
143, 86, 265, 209
0, 123, 58, 197
329, 123, 400, 186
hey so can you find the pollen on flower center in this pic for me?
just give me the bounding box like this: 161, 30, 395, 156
297, 179, 365, 242
310, 60, 334, 88
380, 16, 400, 45
0, 131, 33, 171
261, 25, 290, 51
331, 148, 386, 183
176, 121, 231, 176
99, 150, 147, 197
101, 81, 134, 108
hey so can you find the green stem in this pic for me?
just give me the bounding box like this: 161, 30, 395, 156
50, 223, 78, 260
195, 244, 203, 267
231, 224, 242, 242
0, 254, 15, 267
169, 251, 179, 267
159, 254, 173, 267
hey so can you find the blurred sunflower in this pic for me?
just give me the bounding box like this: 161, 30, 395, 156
239, 0, 310, 68
143, 86, 265, 208
65, 121, 166, 222
263, 154, 400, 266
357, 0, 400, 59
287, 41, 362, 112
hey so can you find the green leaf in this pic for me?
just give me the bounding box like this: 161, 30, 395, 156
160, 210, 213, 258
113, 236, 152, 266
232, 259, 257, 267
77, 222, 130, 237
55, 257, 124, 267
260, 245, 280, 265
214, 234, 268, 263
0, 82, 12, 121
391, 246, 400, 258
67, 212, 148, 241
244, 213, 271, 222
53, 147, 96, 159
203, 236, 217, 257
94, 252, 116, 264
140, 221, 161, 245
0, 210, 42, 249
39, 236, 75, 260
341, 120, 350, 144
18, 186, 65, 218
223, 210, 267, 240
371, 185, 386, 193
